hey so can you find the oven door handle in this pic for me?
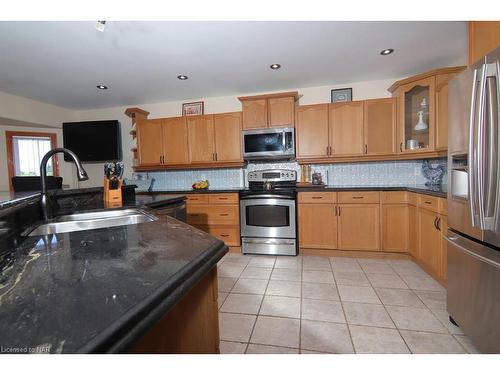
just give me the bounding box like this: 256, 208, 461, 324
240, 194, 295, 200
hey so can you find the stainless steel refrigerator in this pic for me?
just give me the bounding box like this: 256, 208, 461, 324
447, 46, 500, 353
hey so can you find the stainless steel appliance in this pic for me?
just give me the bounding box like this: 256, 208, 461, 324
240, 169, 297, 256
447, 46, 500, 353
242, 128, 295, 160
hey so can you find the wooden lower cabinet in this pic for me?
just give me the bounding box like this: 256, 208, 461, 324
408, 204, 418, 258
298, 203, 337, 249
338, 204, 380, 251
185, 193, 240, 247
131, 267, 219, 353
439, 214, 448, 282
417, 207, 442, 276
382, 204, 408, 252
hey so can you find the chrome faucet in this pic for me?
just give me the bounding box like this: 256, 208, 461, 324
40, 148, 89, 220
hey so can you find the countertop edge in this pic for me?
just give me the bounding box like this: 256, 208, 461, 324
76, 237, 228, 353
295, 186, 447, 198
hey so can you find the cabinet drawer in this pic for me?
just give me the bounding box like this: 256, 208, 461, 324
298, 192, 337, 204
208, 193, 239, 204
338, 191, 380, 204
381, 191, 408, 204
187, 205, 239, 225
186, 194, 209, 204
199, 225, 240, 246
438, 198, 448, 215
407, 192, 418, 206
418, 195, 440, 212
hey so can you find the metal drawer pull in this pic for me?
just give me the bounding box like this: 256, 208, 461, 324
352, 196, 364, 199
189, 213, 200, 216
220, 234, 229, 237
218, 197, 228, 200
311, 196, 323, 199
424, 201, 432, 204
219, 213, 229, 216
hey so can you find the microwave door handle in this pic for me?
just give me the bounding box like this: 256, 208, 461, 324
282, 130, 286, 150
469, 67, 480, 227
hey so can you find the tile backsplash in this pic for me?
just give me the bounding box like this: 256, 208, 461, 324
131, 158, 447, 191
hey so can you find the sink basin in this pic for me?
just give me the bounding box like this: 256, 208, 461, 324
24, 209, 158, 236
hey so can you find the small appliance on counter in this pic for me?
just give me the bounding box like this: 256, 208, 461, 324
240, 169, 298, 256
104, 162, 124, 206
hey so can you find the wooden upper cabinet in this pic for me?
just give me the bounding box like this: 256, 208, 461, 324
242, 99, 267, 129
363, 98, 396, 156
162, 117, 189, 165
187, 115, 215, 163
137, 118, 163, 166
268, 96, 295, 127
435, 74, 453, 151
296, 104, 330, 159
468, 21, 500, 65
329, 101, 364, 157
239, 92, 298, 129
213, 112, 243, 163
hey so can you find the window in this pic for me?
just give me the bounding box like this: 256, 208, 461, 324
6, 131, 59, 189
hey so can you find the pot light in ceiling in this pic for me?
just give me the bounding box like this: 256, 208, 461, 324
177, 75, 188, 80
270, 63, 281, 70
380, 48, 394, 56
96, 84, 108, 90
96, 21, 106, 32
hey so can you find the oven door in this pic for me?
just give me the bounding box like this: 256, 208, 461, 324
240, 197, 296, 238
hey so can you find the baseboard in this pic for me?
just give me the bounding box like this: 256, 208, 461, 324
228, 246, 241, 254
299, 248, 412, 260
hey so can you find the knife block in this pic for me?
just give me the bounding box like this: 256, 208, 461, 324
104, 177, 123, 204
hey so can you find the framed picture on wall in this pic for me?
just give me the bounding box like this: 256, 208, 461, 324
182, 101, 204, 116
331, 88, 352, 103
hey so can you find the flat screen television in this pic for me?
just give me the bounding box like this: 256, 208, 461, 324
62, 120, 122, 162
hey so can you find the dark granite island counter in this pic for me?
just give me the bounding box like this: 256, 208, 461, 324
0, 192, 227, 353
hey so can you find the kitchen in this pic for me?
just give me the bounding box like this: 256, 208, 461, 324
1, 3, 500, 371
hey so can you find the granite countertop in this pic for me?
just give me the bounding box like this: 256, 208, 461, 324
138, 187, 245, 195
0, 193, 226, 353
296, 185, 447, 198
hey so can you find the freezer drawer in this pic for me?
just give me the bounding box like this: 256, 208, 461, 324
446, 232, 500, 353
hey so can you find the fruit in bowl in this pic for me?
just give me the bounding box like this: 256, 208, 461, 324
192, 179, 209, 190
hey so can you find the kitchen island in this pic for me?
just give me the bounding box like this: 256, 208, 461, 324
0, 189, 227, 353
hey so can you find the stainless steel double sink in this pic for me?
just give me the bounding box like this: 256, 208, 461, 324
24, 209, 158, 236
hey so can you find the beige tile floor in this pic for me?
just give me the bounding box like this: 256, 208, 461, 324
217, 253, 481, 354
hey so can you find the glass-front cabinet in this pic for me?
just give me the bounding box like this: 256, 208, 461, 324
397, 77, 436, 153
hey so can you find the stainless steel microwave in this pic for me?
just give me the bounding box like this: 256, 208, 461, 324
242, 128, 295, 160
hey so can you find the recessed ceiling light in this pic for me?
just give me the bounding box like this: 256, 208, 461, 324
380, 48, 394, 56
96, 84, 108, 90
270, 64, 281, 70
96, 21, 106, 33
177, 75, 188, 80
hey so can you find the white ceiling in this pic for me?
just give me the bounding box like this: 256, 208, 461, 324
0, 21, 467, 110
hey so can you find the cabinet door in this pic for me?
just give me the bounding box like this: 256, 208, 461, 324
435, 73, 456, 151
382, 204, 408, 252
468, 21, 500, 65
338, 204, 380, 251
296, 104, 330, 159
439, 214, 448, 282
137, 118, 163, 166
242, 99, 268, 129
213, 112, 243, 163
298, 204, 337, 249
268, 96, 295, 127
408, 204, 418, 258
397, 78, 436, 154
329, 101, 364, 156
187, 115, 215, 163
418, 207, 441, 275
162, 117, 189, 165
363, 98, 396, 156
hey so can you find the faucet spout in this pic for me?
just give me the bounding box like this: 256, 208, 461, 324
40, 148, 89, 220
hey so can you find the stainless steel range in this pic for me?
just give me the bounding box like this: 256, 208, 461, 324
240, 169, 297, 256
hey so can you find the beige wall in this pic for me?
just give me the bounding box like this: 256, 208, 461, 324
74, 76, 400, 186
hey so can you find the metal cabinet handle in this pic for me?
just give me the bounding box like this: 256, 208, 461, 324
326, 146, 329, 156
219, 213, 229, 216
189, 213, 200, 217
215, 152, 218, 161
364, 144, 368, 154
338, 206, 341, 216
218, 197, 228, 200
424, 201, 432, 205
437, 217, 441, 231
433, 217, 439, 230
334, 206, 338, 216
311, 196, 323, 199
220, 234, 229, 237
400, 142, 403, 152
352, 196, 364, 199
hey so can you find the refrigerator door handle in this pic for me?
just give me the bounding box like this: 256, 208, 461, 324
468, 67, 481, 227
477, 64, 488, 230
483, 62, 499, 232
